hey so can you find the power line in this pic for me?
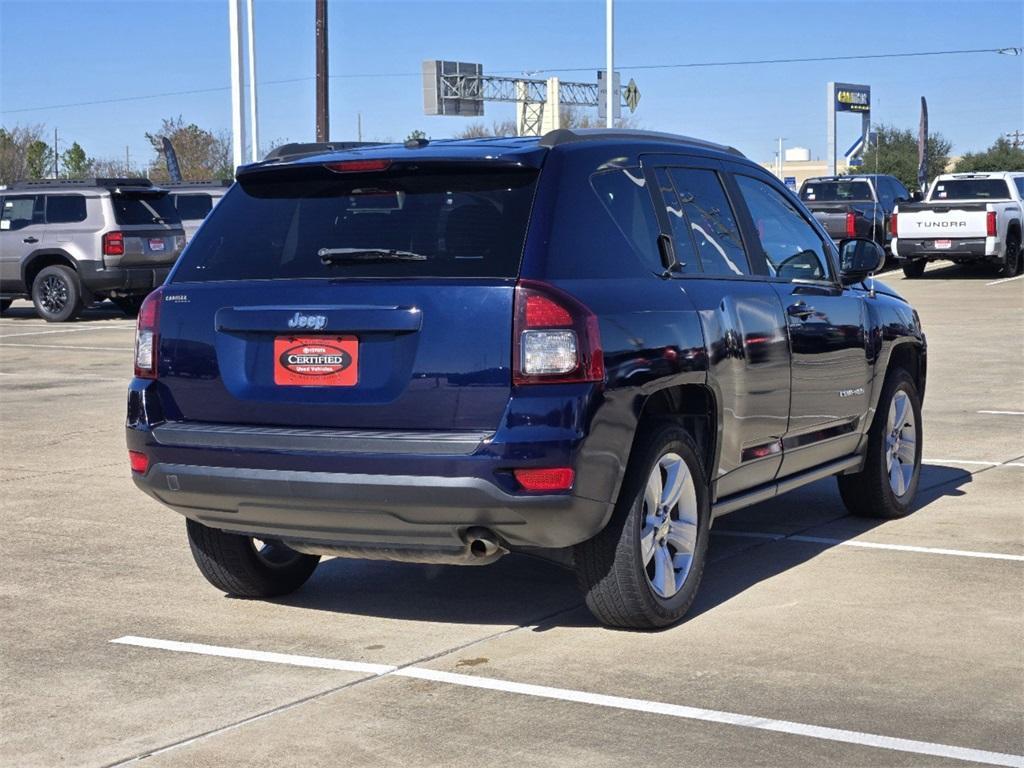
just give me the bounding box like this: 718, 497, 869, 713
2, 46, 1019, 115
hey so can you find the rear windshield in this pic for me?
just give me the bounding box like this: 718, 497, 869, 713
799, 181, 873, 202
173, 193, 214, 220
930, 179, 1011, 201
172, 167, 538, 281
112, 192, 181, 225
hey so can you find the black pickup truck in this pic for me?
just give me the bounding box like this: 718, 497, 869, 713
799, 175, 916, 254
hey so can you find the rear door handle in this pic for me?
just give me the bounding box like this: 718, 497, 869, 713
22, 236, 39, 244
786, 302, 815, 320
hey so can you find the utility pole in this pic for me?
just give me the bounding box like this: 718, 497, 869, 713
776, 137, 786, 180
228, 0, 246, 172
357, 112, 362, 142
1006, 130, 1023, 149
246, 0, 259, 161
125, 146, 130, 174
315, 0, 329, 142
605, 0, 614, 128
53, 128, 59, 178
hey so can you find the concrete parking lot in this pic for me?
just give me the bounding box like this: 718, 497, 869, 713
1, 265, 1022, 768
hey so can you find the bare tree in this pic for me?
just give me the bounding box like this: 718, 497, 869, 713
453, 119, 518, 139
145, 116, 233, 181
560, 107, 638, 130
0, 123, 48, 184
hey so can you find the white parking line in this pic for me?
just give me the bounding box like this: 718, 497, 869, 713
0, 371, 126, 383
986, 274, 1024, 286
0, 342, 130, 352
926, 458, 1024, 467
977, 410, 1024, 416
712, 530, 1024, 562
0, 325, 133, 338
110, 636, 1024, 767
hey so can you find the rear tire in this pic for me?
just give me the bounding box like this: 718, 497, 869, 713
574, 423, 710, 629
901, 260, 926, 279
31, 264, 83, 322
186, 519, 320, 598
838, 368, 922, 519
997, 229, 1021, 277
0, 299, 11, 313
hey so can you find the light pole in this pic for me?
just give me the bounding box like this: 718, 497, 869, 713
246, 0, 259, 162
315, 0, 329, 142
228, 0, 246, 172
605, 0, 614, 129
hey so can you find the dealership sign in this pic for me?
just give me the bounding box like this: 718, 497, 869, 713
834, 84, 871, 113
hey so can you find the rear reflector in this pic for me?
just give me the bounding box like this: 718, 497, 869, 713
325, 159, 391, 173
987, 211, 997, 237
890, 213, 898, 237
129, 451, 149, 474
513, 467, 575, 492
845, 212, 856, 238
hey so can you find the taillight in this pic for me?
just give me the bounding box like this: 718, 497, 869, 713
513, 467, 575, 492
103, 231, 124, 256
129, 450, 149, 474
134, 288, 162, 379
890, 213, 898, 237
845, 212, 856, 238
512, 280, 604, 386
987, 211, 997, 237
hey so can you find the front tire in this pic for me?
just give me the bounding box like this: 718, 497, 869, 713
901, 260, 926, 279
838, 368, 922, 519
575, 423, 710, 629
31, 265, 83, 322
186, 519, 320, 598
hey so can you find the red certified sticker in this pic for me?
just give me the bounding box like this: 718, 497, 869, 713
273, 336, 358, 387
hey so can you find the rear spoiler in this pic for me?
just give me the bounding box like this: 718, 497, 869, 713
262, 142, 383, 162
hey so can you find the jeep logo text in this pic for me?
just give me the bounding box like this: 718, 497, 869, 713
287, 312, 327, 331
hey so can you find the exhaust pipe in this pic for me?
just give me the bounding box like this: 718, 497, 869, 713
464, 527, 503, 560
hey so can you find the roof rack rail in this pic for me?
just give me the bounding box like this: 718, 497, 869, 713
5, 177, 154, 190
159, 179, 233, 188
263, 141, 384, 162
538, 128, 745, 158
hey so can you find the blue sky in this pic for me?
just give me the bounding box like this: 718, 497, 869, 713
1, 0, 1021, 169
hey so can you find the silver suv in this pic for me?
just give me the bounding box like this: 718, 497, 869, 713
0, 178, 185, 321
164, 180, 230, 241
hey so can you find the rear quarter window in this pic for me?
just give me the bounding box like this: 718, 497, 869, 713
173, 193, 214, 220
45, 195, 88, 224
172, 168, 539, 281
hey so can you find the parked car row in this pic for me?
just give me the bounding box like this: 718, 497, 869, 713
0, 177, 226, 321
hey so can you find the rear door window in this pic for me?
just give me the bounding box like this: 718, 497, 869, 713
174, 193, 214, 220
667, 168, 749, 276
112, 193, 181, 226
173, 167, 539, 281
1, 195, 42, 231
734, 174, 831, 281
652, 168, 699, 273
45, 195, 88, 224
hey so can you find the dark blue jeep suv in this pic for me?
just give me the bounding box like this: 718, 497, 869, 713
127, 129, 926, 629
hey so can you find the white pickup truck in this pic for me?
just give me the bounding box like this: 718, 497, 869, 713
892, 171, 1023, 278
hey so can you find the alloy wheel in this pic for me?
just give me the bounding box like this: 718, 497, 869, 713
39, 275, 69, 314
885, 390, 917, 497
640, 452, 699, 598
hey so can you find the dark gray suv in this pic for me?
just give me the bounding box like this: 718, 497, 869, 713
0, 178, 185, 321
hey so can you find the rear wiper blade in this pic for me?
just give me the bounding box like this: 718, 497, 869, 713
319, 248, 427, 264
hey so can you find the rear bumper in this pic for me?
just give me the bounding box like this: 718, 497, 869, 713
893, 237, 992, 262
132, 461, 609, 552
79, 262, 172, 296
126, 383, 617, 555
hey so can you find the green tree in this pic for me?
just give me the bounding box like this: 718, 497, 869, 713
858, 124, 951, 192
0, 124, 48, 184
61, 141, 93, 178
24, 139, 54, 179
145, 116, 232, 181
953, 137, 1024, 173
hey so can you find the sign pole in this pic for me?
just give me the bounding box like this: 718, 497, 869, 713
228, 0, 245, 172
246, 0, 259, 162
315, 0, 329, 142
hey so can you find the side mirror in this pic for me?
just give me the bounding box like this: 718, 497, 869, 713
838, 238, 885, 286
